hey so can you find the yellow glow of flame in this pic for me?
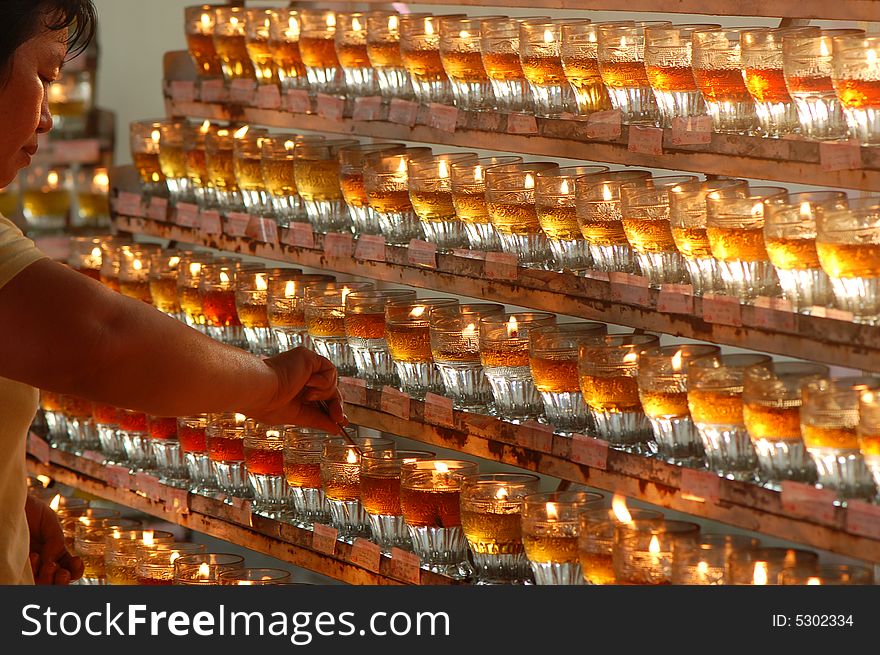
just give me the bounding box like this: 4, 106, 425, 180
37, 475, 52, 487
438, 159, 449, 179
93, 171, 110, 190
352, 16, 362, 32
219, 271, 231, 285
217, 129, 229, 138
49, 494, 62, 511
751, 202, 763, 218
200, 120, 211, 134
459, 30, 471, 39
143, 530, 155, 547
151, 129, 161, 144
256, 274, 268, 291
238, 580, 254, 586
524, 173, 534, 189
863, 390, 875, 404
619, 36, 628, 49
474, 165, 483, 183
91, 246, 102, 259
234, 413, 247, 423
611, 494, 632, 524
284, 140, 296, 151
198, 562, 211, 579
47, 171, 59, 187
284, 280, 297, 297
807, 577, 822, 585
697, 561, 710, 576
341, 286, 353, 304
79, 516, 91, 526
425, 18, 434, 36
799, 201, 813, 219
602, 184, 613, 202
493, 486, 509, 501
151, 172, 161, 183
388, 15, 399, 31
543, 28, 554, 43
200, 13, 211, 30
545, 501, 558, 520
170, 551, 181, 564
648, 534, 661, 555
623, 352, 639, 364
397, 157, 408, 174
234, 125, 250, 140
819, 38, 831, 58
753, 562, 769, 585
409, 305, 427, 319
267, 429, 281, 439
868, 49, 878, 65
326, 13, 336, 29
189, 262, 202, 277
560, 179, 570, 195
286, 18, 300, 38
462, 322, 476, 337
672, 350, 683, 372
434, 461, 450, 473
346, 448, 359, 464
506, 315, 519, 338
112, 529, 122, 540
169, 256, 180, 268
132, 258, 143, 272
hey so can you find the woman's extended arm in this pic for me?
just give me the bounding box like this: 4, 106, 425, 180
0, 258, 345, 431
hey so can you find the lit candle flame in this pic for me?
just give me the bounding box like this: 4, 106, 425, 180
388, 15, 399, 31
753, 562, 769, 585
219, 270, 231, 285
474, 165, 483, 183
434, 461, 450, 473
341, 286, 353, 304
611, 494, 632, 524
47, 171, 59, 187
671, 350, 683, 372
619, 36, 628, 49
462, 322, 476, 337
91, 246, 102, 259
326, 12, 336, 29
648, 534, 661, 555
438, 160, 449, 179
396, 157, 408, 175
234, 413, 247, 423
346, 448, 359, 464
168, 256, 180, 268
267, 429, 280, 439
623, 352, 639, 365
459, 30, 471, 39
143, 530, 155, 547
286, 17, 300, 38
238, 580, 254, 586
284, 280, 297, 297
79, 516, 91, 526
217, 129, 229, 138
198, 562, 211, 579
545, 502, 558, 520
543, 28, 554, 43
524, 173, 534, 190
352, 16, 362, 32
284, 140, 296, 151
409, 305, 427, 319
170, 551, 181, 564
133, 258, 143, 272
200, 12, 211, 31
424, 17, 434, 36
200, 120, 211, 135
151, 172, 161, 183
696, 561, 709, 576
189, 262, 202, 277
799, 201, 813, 219
819, 38, 831, 58
495, 486, 509, 500
49, 494, 62, 511
506, 315, 519, 338
807, 577, 822, 585
868, 49, 878, 65
863, 390, 875, 404
233, 125, 250, 140
151, 129, 161, 144
602, 184, 613, 202
37, 475, 52, 487
750, 202, 763, 218
560, 179, 570, 195
93, 170, 110, 192
255, 274, 268, 291
112, 529, 122, 540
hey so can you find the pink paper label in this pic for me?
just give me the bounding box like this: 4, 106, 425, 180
701, 293, 743, 327
519, 420, 553, 453
133, 472, 162, 501
354, 234, 386, 262
338, 377, 368, 406
750, 297, 796, 331
452, 249, 486, 261
312, 523, 339, 555
286, 89, 311, 114
657, 284, 695, 314
352, 96, 383, 121
388, 99, 419, 126
175, 203, 201, 228
146, 196, 169, 222
170, 80, 197, 103
116, 192, 143, 217
820, 141, 862, 172
53, 139, 101, 163
810, 306, 855, 322
323, 232, 354, 258
609, 272, 652, 306
484, 252, 518, 280
581, 269, 611, 282
166, 488, 190, 514
316, 93, 345, 120
780, 481, 837, 524
199, 210, 222, 235
477, 113, 503, 132
680, 468, 721, 503
224, 212, 251, 238
27, 434, 51, 464
507, 113, 538, 135
407, 239, 437, 269
256, 84, 282, 110
845, 500, 880, 539
670, 116, 713, 146
229, 79, 257, 105
388, 547, 421, 584
628, 125, 664, 155
81, 450, 105, 464
381, 386, 411, 420
229, 497, 253, 527
569, 434, 609, 470
349, 538, 381, 572
585, 110, 622, 140
200, 79, 226, 103
105, 465, 132, 489
427, 103, 459, 133
246, 216, 279, 244
281, 222, 316, 249
423, 393, 454, 428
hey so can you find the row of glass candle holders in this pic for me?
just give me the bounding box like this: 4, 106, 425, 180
30, 488, 294, 585
132, 121, 880, 323
51, 238, 880, 504
0, 165, 110, 233
185, 4, 880, 144
32, 461, 872, 586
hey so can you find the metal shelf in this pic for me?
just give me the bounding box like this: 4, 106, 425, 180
28, 443, 458, 586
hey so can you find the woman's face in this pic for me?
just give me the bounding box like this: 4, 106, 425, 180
0, 26, 67, 187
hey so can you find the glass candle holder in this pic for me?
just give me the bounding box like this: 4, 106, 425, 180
575, 170, 653, 273
400, 14, 454, 105
268, 9, 307, 92
98, 241, 128, 293
157, 121, 190, 204
261, 134, 318, 226
408, 153, 477, 251
644, 24, 716, 127
335, 12, 376, 97
578, 334, 659, 452
200, 260, 247, 348
577, 506, 663, 584
485, 162, 558, 269
801, 377, 879, 499
185, 5, 222, 78
68, 236, 103, 280
668, 178, 749, 295
386, 297, 458, 399
91, 399, 121, 464
364, 148, 432, 246
74, 518, 141, 584
173, 553, 245, 585
637, 344, 721, 465
439, 16, 497, 112
687, 354, 770, 480
366, 11, 413, 100
522, 491, 605, 585
183, 120, 214, 209
118, 408, 152, 471
742, 27, 819, 137
430, 303, 505, 412
136, 542, 206, 585
130, 119, 167, 197
692, 28, 760, 134
213, 6, 255, 82
40, 390, 68, 446
230, 125, 270, 217
176, 252, 214, 333
148, 250, 185, 319
763, 191, 846, 312
460, 473, 540, 585
780, 564, 874, 585
305, 282, 375, 376
22, 166, 70, 232
671, 534, 760, 585
322, 436, 396, 542
728, 547, 819, 585
299, 8, 343, 95
205, 127, 243, 213
62, 394, 98, 453
219, 568, 292, 585
118, 245, 158, 305
597, 21, 671, 126
832, 34, 880, 146
816, 198, 880, 324
207, 413, 251, 500
235, 269, 275, 356
401, 459, 479, 579
245, 8, 278, 87
519, 19, 575, 118
620, 175, 697, 287
706, 186, 787, 300
561, 21, 613, 117
75, 167, 111, 228
283, 430, 331, 528
47, 69, 93, 139
244, 425, 287, 517
61, 509, 119, 553
536, 165, 610, 273
360, 450, 436, 552
529, 322, 608, 434
294, 138, 358, 234
743, 360, 826, 485
782, 30, 861, 141
344, 289, 416, 388
179, 414, 215, 495
339, 142, 405, 235
613, 519, 700, 585
148, 414, 187, 487
450, 155, 521, 251
857, 388, 880, 497
480, 312, 556, 423
267, 273, 336, 351
481, 17, 531, 113
104, 529, 175, 585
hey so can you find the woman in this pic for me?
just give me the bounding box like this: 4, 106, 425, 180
0, 0, 345, 584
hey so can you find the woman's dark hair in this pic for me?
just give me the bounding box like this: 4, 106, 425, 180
0, 0, 97, 78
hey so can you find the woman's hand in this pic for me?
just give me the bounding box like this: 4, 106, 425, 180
25, 495, 83, 585
254, 347, 347, 434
